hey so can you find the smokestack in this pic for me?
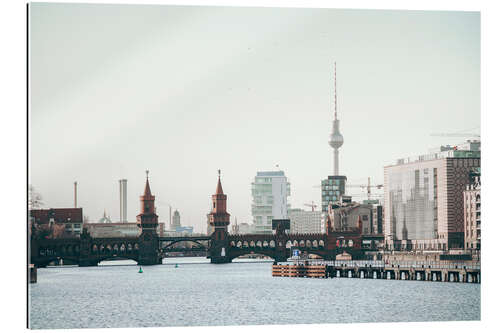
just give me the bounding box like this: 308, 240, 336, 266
119, 179, 128, 222
169, 206, 172, 230
74, 181, 77, 208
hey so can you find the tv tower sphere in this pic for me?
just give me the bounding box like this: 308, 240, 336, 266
329, 124, 344, 149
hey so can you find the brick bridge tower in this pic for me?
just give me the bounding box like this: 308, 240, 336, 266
208, 170, 231, 263
324, 203, 337, 260
137, 170, 161, 265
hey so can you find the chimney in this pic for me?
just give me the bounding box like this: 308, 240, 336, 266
74, 181, 77, 208
119, 179, 128, 222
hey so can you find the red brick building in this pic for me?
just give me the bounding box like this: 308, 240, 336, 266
30, 208, 83, 235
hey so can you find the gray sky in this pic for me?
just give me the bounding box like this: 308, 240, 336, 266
30, 3, 480, 232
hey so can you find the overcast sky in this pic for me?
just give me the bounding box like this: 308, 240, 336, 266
29, 3, 480, 232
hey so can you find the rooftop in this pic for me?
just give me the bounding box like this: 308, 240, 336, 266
256, 171, 285, 177
392, 140, 480, 166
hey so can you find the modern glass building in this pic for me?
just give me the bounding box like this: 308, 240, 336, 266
251, 171, 290, 234
321, 175, 347, 213
384, 141, 480, 251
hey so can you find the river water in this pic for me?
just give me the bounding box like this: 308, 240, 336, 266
29, 258, 480, 329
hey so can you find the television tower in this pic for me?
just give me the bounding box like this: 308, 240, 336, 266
328, 62, 344, 176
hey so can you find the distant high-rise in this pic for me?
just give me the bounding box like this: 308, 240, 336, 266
119, 179, 127, 222
171, 210, 181, 230
251, 171, 290, 234
328, 62, 344, 176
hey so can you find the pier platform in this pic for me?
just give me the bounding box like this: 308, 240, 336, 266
272, 259, 480, 283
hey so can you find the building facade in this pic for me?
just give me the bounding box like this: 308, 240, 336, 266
251, 171, 290, 234
30, 208, 83, 236
206, 212, 214, 235
362, 200, 384, 235
384, 142, 480, 251
331, 203, 374, 235
238, 223, 252, 234
321, 175, 347, 213
84, 222, 165, 238
464, 174, 480, 250
289, 209, 323, 234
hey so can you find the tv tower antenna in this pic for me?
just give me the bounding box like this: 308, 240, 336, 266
328, 62, 344, 176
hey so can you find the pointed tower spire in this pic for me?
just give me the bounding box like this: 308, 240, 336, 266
138, 170, 156, 217
144, 170, 152, 197
215, 169, 224, 195
136, 170, 159, 265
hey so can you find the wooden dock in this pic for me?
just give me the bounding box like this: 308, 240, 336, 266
272, 259, 480, 283
272, 263, 327, 278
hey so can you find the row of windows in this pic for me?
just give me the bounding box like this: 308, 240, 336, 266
322, 185, 339, 191
253, 196, 274, 204
322, 179, 342, 186
322, 191, 340, 196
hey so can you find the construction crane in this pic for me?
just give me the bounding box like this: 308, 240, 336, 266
304, 201, 318, 212
430, 127, 480, 139
350, 193, 383, 199
345, 177, 383, 201
430, 133, 480, 138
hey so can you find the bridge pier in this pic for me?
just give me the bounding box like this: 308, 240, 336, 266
79, 259, 98, 267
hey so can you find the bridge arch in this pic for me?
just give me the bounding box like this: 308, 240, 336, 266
97, 256, 139, 265
227, 249, 278, 262
304, 250, 326, 259
36, 255, 80, 267
160, 239, 209, 253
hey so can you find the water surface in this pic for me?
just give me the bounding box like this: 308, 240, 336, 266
29, 258, 480, 329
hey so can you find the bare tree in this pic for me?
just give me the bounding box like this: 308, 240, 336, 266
29, 185, 44, 209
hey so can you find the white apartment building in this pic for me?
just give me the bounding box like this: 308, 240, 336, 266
251, 171, 290, 234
